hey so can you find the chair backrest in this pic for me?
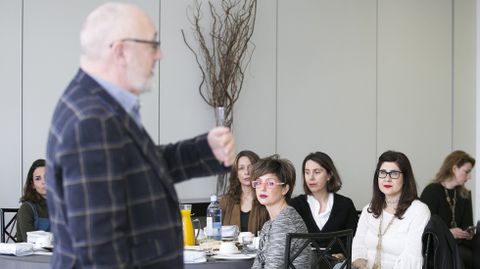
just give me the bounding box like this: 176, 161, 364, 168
473, 220, 480, 269
0, 208, 18, 243
285, 229, 353, 269
422, 214, 463, 269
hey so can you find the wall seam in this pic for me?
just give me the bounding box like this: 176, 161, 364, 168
375, 0, 379, 158
158, 1, 161, 143
474, 0, 478, 224
451, 0, 455, 151
274, 0, 278, 154
20, 0, 25, 193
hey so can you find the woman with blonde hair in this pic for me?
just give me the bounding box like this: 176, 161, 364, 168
420, 150, 475, 269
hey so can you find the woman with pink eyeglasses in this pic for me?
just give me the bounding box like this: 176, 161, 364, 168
250, 155, 311, 269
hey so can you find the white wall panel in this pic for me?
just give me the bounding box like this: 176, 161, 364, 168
159, 0, 212, 144
0, 0, 22, 207
160, 0, 219, 200
377, 0, 452, 192
0, 0, 475, 212
277, 0, 377, 208
165, 0, 278, 199
22, 0, 160, 177
233, 0, 277, 158
452, 0, 476, 201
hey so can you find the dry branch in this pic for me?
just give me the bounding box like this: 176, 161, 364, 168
182, 0, 257, 128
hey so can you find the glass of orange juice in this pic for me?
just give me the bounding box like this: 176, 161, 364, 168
180, 204, 195, 246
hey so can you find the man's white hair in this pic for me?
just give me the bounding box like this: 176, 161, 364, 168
80, 2, 140, 61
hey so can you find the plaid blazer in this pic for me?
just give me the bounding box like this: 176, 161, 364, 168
46, 69, 226, 268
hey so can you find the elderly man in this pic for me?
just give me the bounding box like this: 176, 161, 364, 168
46, 2, 235, 268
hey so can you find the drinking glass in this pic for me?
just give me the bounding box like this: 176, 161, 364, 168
244, 235, 254, 246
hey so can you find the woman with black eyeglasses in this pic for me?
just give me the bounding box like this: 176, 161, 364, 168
351, 151, 430, 269
250, 155, 311, 269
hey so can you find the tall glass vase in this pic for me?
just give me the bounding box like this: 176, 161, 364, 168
214, 106, 225, 127
214, 106, 228, 196
216, 173, 229, 197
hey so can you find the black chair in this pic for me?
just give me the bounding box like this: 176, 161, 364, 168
285, 229, 353, 269
0, 208, 18, 243
422, 215, 464, 269
473, 220, 480, 269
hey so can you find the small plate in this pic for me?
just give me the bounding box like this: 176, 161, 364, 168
42, 246, 54, 252
184, 257, 207, 264
215, 250, 241, 255
184, 246, 203, 251
211, 253, 256, 260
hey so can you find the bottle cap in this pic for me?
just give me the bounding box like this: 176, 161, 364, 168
210, 194, 217, 202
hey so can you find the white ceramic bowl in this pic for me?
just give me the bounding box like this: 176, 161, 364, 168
218, 242, 238, 254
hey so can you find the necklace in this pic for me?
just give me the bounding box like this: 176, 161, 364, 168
443, 186, 457, 228
373, 213, 395, 269
385, 199, 399, 205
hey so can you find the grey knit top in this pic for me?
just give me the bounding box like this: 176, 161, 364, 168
252, 206, 312, 269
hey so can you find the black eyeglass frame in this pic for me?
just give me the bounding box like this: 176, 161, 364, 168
110, 38, 160, 49
377, 169, 403, 179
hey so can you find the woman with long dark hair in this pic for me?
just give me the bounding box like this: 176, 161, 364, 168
17, 159, 50, 242
352, 151, 430, 269
220, 150, 268, 234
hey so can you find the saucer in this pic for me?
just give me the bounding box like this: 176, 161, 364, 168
184, 257, 207, 264
215, 250, 241, 255
42, 246, 54, 252
212, 253, 256, 260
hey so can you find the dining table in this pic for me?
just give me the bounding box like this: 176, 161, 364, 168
0, 253, 254, 269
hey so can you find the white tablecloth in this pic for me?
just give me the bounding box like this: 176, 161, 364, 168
0, 254, 254, 269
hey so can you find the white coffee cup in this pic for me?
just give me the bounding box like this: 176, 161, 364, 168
238, 231, 254, 244
219, 241, 238, 254
252, 237, 260, 249
36, 236, 51, 248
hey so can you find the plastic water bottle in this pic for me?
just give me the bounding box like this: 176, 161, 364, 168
206, 194, 222, 240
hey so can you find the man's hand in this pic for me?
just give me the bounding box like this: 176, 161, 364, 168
207, 127, 235, 166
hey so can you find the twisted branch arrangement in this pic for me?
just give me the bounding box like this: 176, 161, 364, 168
181, 0, 257, 128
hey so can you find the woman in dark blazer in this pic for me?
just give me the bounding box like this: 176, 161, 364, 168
290, 151, 358, 262
420, 150, 476, 269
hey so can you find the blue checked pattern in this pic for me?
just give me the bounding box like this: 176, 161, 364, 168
46, 69, 227, 268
